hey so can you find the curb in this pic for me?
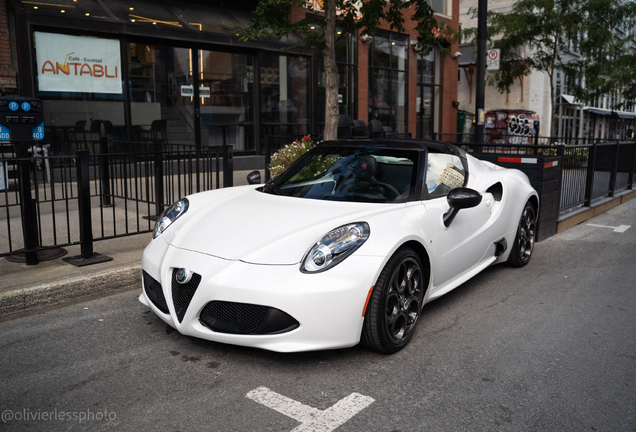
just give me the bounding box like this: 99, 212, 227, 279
0, 265, 141, 321
557, 189, 636, 233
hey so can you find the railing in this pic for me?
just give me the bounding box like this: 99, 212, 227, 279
557, 140, 636, 212
455, 140, 636, 214
0, 138, 233, 264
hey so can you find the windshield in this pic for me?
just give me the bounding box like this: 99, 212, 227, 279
262, 146, 419, 203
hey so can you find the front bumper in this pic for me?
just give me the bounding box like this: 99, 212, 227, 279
140, 241, 384, 352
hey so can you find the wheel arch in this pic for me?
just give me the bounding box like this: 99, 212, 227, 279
397, 240, 431, 295
527, 194, 539, 218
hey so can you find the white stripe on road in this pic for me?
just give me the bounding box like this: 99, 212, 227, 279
246, 386, 375, 432
587, 223, 631, 233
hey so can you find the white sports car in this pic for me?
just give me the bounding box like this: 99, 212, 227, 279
140, 140, 538, 353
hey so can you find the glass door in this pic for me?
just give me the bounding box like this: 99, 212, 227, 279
199, 50, 254, 151
129, 44, 194, 145
417, 85, 434, 139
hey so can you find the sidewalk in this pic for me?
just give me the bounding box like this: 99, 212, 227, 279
0, 169, 261, 322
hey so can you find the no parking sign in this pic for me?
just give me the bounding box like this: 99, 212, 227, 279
487, 49, 501, 71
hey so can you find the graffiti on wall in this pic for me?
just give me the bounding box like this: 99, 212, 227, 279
484, 110, 540, 145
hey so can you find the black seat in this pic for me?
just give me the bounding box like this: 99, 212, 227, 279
337, 114, 353, 139
351, 120, 369, 139
140, 120, 168, 143
383, 126, 396, 138
68, 120, 88, 143
368, 120, 385, 138
90, 120, 103, 139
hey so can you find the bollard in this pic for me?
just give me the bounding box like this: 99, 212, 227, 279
16, 143, 39, 265
63, 150, 112, 266
77, 150, 93, 259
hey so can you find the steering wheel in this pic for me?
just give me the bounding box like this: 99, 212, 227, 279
371, 181, 401, 200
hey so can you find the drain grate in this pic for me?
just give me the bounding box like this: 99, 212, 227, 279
5, 248, 68, 263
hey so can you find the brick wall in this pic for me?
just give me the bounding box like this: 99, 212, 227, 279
292, 0, 460, 136
0, 1, 18, 91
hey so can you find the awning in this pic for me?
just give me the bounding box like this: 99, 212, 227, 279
587, 108, 612, 116
613, 112, 636, 119
558, 94, 580, 105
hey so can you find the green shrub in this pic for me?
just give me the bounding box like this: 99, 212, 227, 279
268, 135, 314, 176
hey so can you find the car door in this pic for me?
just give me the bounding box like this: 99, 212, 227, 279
421, 152, 495, 289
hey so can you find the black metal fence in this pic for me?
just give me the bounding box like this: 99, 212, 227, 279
454, 140, 636, 214
0, 138, 233, 264
2, 133, 635, 264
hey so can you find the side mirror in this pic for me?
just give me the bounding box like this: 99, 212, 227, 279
443, 188, 482, 227
246, 170, 262, 185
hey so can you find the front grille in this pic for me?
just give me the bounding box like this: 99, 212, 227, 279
171, 269, 202, 323
199, 301, 299, 335
142, 270, 169, 314
200, 301, 268, 334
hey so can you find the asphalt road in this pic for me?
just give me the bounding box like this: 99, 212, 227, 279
1, 199, 635, 432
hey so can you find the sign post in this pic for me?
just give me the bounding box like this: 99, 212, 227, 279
0, 96, 45, 265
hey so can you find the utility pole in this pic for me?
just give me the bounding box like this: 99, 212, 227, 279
474, 0, 487, 144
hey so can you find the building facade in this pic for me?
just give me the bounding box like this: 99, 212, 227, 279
458, 0, 635, 141
2, 0, 460, 162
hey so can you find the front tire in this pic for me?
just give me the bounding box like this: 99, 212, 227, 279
362, 247, 426, 354
507, 202, 536, 267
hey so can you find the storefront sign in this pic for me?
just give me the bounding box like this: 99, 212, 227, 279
199, 87, 210, 98
181, 85, 194, 97
35, 32, 122, 94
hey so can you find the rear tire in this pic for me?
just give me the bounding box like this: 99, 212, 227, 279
362, 247, 426, 354
507, 202, 536, 267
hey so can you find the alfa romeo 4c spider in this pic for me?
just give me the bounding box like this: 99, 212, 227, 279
140, 140, 538, 353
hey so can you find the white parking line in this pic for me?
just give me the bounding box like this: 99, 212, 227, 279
587, 223, 631, 233
246, 386, 375, 432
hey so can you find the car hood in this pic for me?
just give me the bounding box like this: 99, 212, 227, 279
167, 186, 399, 265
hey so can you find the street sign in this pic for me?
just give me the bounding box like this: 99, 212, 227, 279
487, 49, 501, 71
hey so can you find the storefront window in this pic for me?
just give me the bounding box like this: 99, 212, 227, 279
260, 53, 310, 138
200, 51, 254, 151
368, 32, 408, 134
417, 51, 437, 139
129, 43, 193, 144
316, 32, 357, 130
35, 31, 125, 152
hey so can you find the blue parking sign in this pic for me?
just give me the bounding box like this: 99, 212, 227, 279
0, 123, 10, 141
32, 122, 44, 141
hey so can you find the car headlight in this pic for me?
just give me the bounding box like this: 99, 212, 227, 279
153, 198, 189, 239
301, 222, 370, 273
